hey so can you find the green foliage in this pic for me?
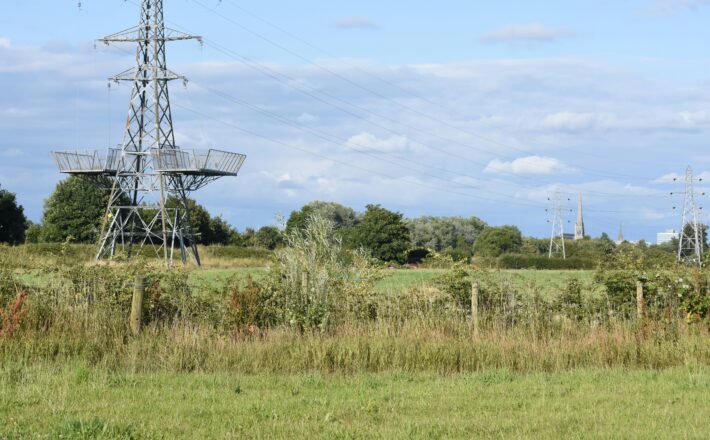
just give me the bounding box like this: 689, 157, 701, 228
680, 223, 709, 261
254, 226, 284, 250
348, 204, 410, 264
433, 262, 472, 311
496, 254, 596, 270
40, 176, 116, 243
0, 185, 27, 245
285, 201, 356, 234
205, 216, 233, 245
473, 225, 523, 257
223, 275, 262, 334
165, 197, 238, 245
407, 216, 487, 258
256, 215, 381, 331
2, 368, 710, 439
165, 196, 211, 244
199, 245, 273, 260
24, 223, 42, 244
555, 278, 585, 321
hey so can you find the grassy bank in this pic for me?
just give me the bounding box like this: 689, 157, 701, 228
3, 320, 708, 374
1, 366, 708, 439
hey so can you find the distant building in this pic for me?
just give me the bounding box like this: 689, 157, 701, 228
657, 229, 679, 246
574, 193, 585, 240
563, 233, 576, 241
616, 223, 625, 245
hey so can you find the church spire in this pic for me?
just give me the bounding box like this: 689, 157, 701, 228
574, 192, 585, 240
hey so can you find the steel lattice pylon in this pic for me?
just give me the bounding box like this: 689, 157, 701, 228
52, 0, 247, 266
676, 166, 704, 267
547, 191, 570, 259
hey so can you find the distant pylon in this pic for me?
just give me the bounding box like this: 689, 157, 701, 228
674, 166, 705, 266
547, 191, 570, 259
574, 192, 585, 240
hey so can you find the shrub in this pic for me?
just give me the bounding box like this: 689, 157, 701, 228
223, 275, 261, 335
0, 291, 28, 338
199, 246, 273, 260
496, 254, 596, 270
256, 215, 382, 331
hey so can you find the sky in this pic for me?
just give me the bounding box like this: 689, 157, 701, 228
2, 0, 710, 242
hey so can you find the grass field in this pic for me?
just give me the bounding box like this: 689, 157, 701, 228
15, 266, 594, 298
3, 244, 708, 439
188, 267, 596, 295
1, 365, 708, 439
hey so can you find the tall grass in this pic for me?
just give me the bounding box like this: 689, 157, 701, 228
1, 217, 709, 375
2, 318, 708, 374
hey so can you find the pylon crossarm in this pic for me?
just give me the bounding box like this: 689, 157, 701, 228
110, 67, 185, 83
99, 26, 201, 44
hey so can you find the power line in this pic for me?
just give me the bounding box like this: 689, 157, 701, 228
172, 101, 559, 209
215, 0, 679, 172
109, 1, 661, 211
185, 0, 664, 182
104, 10, 650, 210
194, 36, 661, 188
188, 81, 640, 213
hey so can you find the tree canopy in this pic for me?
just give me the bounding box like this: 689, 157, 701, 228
349, 204, 410, 263
254, 226, 284, 250
285, 201, 356, 234
473, 225, 523, 257
0, 186, 28, 245
40, 176, 114, 243
408, 216, 487, 253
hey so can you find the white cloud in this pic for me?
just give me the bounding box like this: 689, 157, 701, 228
345, 132, 409, 152
296, 113, 319, 123
484, 156, 573, 175
0, 38, 10, 49
649, 0, 710, 15
478, 23, 575, 44
2, 39, 709, 239
331, 17, 380, 30
641, 208, 674, 221
541, 112, 612, 131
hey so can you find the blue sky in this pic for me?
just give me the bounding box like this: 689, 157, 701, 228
2, 0, 710, 241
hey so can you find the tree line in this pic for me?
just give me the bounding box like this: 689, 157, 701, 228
0, 176, 695, 265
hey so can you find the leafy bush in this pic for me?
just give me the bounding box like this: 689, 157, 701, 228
554, 278, 586, 321
199, 246, 274, 260
222, 275, 262, 335
496, 254, 596, 270
256, 215, 382, 331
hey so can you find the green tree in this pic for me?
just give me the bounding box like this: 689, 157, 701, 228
0, 186, 27, 245
255, 226, 284, 250
408, 216, 487, 254
24, 222, 42, 244
231, 227, 257, 247
349, 204, 410, 263
165, 196, 212, 244
285, 201, 356, 234
41, 176, 114, 243
205, 216, 233, 245
473, 225, 523, 257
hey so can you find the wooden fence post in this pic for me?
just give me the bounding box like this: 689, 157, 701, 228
130, 274, 145, 336
471, 282, 480, 336
636, 279, 645, 321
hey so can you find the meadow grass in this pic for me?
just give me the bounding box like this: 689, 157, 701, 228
1, 243, 708, 439
189, 267, 595, 296
1, 364, 708, 439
